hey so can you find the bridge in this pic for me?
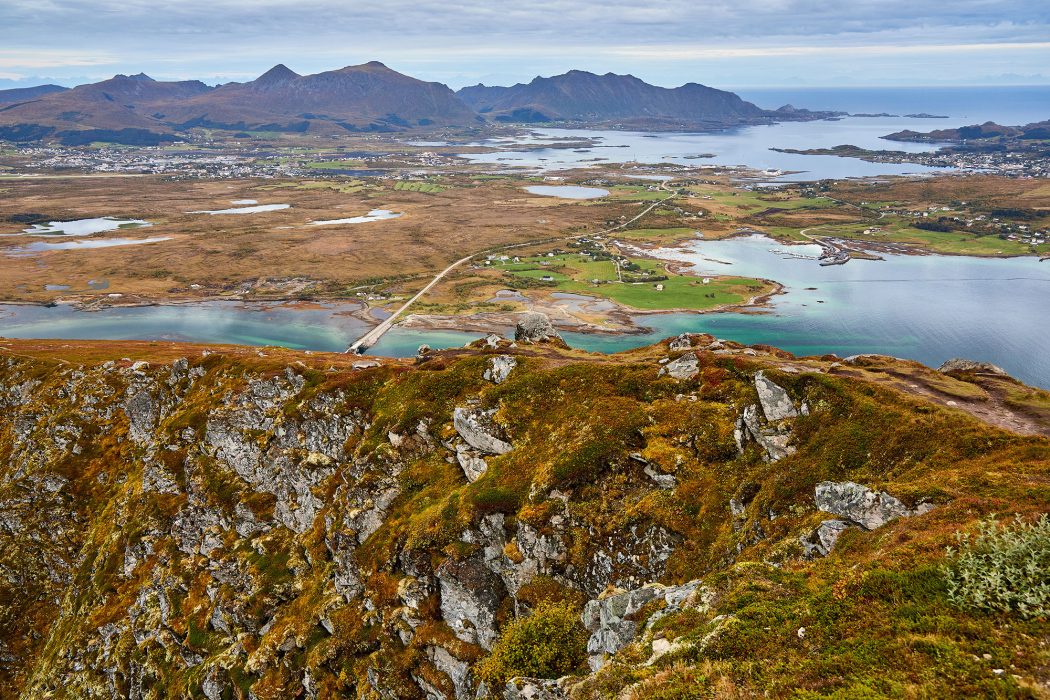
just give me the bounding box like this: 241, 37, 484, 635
347, 179, 678, 354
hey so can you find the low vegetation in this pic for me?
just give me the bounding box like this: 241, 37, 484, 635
498, 252, 773, 311
475, 602, 588, 686
945, 514, 1050, 619
0, 336, 1046, 698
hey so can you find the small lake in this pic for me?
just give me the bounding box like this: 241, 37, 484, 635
6, 236, 173, 256
310, 210, 403, 225
3, 217, 151, 237
190, 204, 289, 215
524, 185, 610, 199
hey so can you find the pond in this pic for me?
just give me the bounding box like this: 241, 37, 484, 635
310, 210, 403, 225
6, 236, 173, 256
190, 204, 289, 215
524, 185, 610, 199
6, 217, 151, 237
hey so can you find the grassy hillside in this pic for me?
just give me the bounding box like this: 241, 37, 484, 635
0, 335, 1046, 699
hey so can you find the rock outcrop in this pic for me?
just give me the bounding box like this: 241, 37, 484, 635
734, 371, 804, 461
514, 312, 561, 343
938, 358, 1008, 376
799, 518, 852, 558
0, 339, 1033, 700
484, 355, 518, 384
803, 481, 935, 557
583, 579, 706, 671
451, 405, 513, 481
754, 370, 798, 421
667, 333, 693, 351
437, 554, 507, 649
815, 481, 932, 530
658, 352, 699, 380
504, 677, 568, 699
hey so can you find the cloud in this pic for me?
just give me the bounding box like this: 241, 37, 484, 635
0, 50, 117, 69
609, 41, 1050, 60
0, 0, 1047, 87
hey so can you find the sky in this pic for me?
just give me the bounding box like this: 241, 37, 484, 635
1, 0, 1048, 91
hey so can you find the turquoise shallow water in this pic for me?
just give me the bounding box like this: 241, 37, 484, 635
566, 235, 1050, 387
0, 301, 373, 351
2, 236, 1047, 387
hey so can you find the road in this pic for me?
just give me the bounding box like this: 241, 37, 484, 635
346, 179, 677, 353
347, 252, 476, 353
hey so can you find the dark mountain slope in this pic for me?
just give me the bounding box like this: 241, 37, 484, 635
0, 84, 69, 104
156, 61, 480, 132
458, 70, 765, 126
0, 74, 212, 143
0, 63, 479, 141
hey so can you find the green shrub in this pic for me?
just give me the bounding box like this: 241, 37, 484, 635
475, 602, 588, 687
944, 514, 1050, 619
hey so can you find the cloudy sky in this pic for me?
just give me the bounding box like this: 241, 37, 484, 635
1, 0, 1048, 91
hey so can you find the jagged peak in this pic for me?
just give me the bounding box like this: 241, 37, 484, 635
255, 63, 299, 84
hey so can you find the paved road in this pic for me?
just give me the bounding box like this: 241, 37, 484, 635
346, 180, 678, 353
347, 253, 476, 353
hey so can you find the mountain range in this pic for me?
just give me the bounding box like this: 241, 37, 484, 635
457, 70, 766, 127
0, 62, 820, 144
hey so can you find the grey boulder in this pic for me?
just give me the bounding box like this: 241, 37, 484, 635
453, 406, 512, 455
504, 677, 567, 700
659, 352, 699, 380
800, 519, 851, 558
484, 355, 517, 384
754, 371, 798, 421
514, 313, 561, 343
814, 481, 929, 531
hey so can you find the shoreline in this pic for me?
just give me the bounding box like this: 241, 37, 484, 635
0, 274, 787, 340
396, 277, 786, 337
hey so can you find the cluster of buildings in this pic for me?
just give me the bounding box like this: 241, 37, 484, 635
876, 148, 1050, 179
3, 140, 456, 180
10, 144, 307, 179
881, 204, 1048, 244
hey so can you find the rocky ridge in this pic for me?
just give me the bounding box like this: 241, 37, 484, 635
0, 333, 1046, 699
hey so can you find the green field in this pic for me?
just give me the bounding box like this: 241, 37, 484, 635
614, 227, 702, 244
259, 180, 371, 194
392, 180, 445, 193
499, 253, 769, 311
606, 185, 669, 202
885, 227, 1043, 256
303, 159, 367, 170
688, 188, 837, 212
819, 216, 1045, 256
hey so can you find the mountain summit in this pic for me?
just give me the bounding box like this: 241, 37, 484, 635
254, 64, 300, 85
159, 61, 479, 132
